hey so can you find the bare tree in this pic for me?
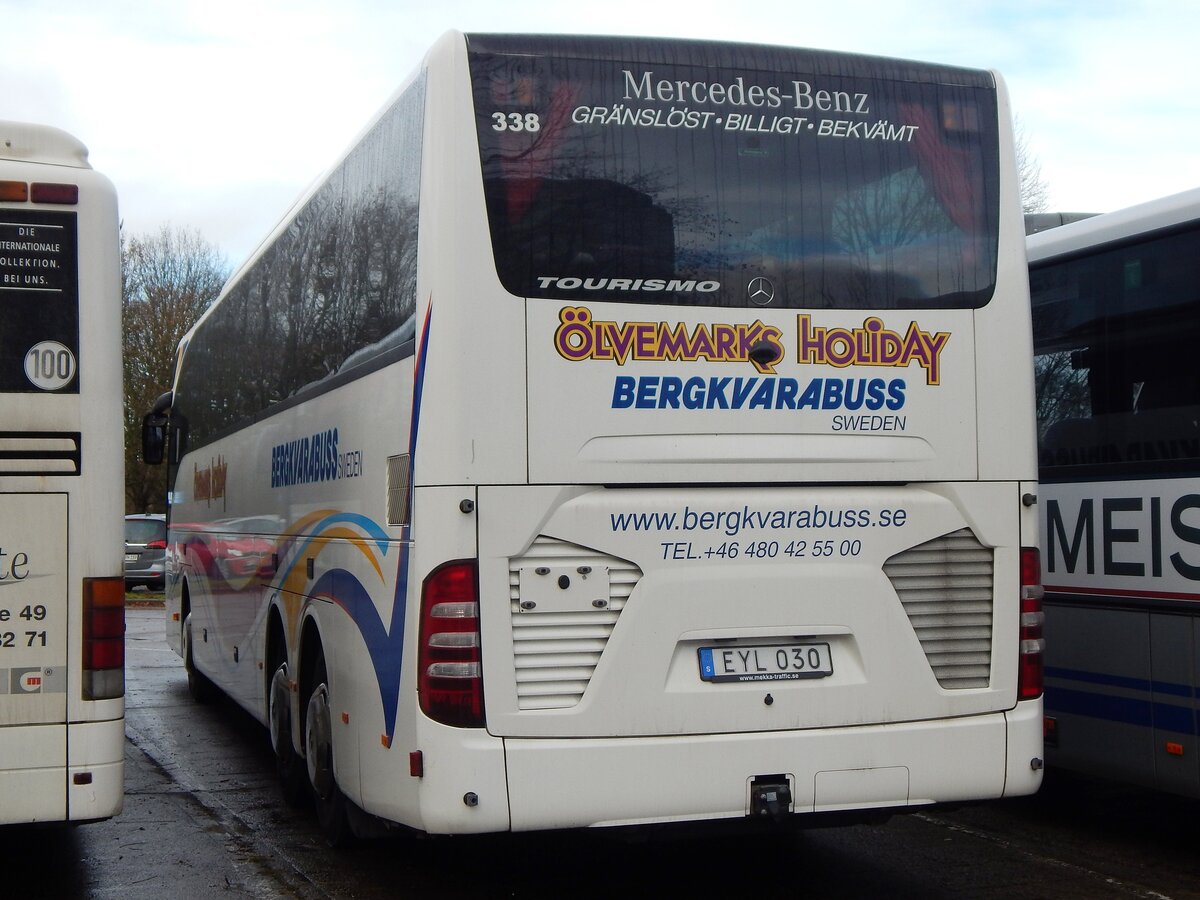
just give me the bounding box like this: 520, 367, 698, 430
123, 225, 228, 512
1015, 117, 1050, 215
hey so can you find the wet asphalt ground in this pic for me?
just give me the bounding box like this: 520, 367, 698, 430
3, 602, 1200, 899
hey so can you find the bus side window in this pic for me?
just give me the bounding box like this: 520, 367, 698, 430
1136, 377, 1200, 411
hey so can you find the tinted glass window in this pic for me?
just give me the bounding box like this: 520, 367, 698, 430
470, 37, 999, 309
1033, 225, 1200, 475
175, 72, 426, 449
125, 518, 166, 544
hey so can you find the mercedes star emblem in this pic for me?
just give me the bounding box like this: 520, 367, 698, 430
747, 276, 775, 306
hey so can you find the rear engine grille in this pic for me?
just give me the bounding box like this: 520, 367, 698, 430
883, 528, 994, 689
509, 536, 642, 710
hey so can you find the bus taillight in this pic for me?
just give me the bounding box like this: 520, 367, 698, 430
82, 577, 125, 700
1018, 547, 1045, 701
30, 182, 79, 204
418, 561, 484, 728
0, 179, 29, 201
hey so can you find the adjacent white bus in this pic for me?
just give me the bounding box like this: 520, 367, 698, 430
0, 121, 125, 825
146, 32, 1043, 842
1029, 187, 1200, 797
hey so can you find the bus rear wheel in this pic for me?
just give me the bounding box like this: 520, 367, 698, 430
304, 649, 352, 846
269, 661, 308, 807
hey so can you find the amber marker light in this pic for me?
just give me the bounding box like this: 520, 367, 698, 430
0, 180, 29, 201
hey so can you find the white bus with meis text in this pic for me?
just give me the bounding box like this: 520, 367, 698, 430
0, 121, 125, 826
1030, 187, 1200, 797
146, 32, 1043, 842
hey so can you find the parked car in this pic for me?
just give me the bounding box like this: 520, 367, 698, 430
124, 513, 167, 591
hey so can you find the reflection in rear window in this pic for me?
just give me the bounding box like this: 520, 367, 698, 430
1032, 227, 1200, 474
125, 519, 166, 544
469, 36, 999, 309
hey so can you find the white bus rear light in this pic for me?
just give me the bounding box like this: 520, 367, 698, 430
426, 662, 481, 679
428, 632, 480, 648
430, 601, 478, 619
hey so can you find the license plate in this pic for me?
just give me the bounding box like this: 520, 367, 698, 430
125, 553, 139, 563
699, 643, 833, 683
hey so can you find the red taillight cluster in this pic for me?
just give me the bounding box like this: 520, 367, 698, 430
1018, 547, 1045, 701
418, 561, 484, 728
0, 180, 79, 204
146, 539, 167, 550
83, 577, 125, 700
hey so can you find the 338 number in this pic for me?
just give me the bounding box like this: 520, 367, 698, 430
491, 112, 542, 132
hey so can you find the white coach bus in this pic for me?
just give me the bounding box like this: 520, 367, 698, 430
1030, 187, 1200, 797
0, 121, 125, 825
144, 32, 1043, 842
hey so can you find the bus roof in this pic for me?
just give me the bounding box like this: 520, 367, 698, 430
465, 32, 997, 87
1026, 186, 1200, 264
0, 120, 91, 169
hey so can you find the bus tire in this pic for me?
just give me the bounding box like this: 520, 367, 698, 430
304, 648, 352, 846
269, 660, 308, 807
182, 612, 217, 703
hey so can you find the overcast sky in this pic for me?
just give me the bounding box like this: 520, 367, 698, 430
4, 0, 1198, 268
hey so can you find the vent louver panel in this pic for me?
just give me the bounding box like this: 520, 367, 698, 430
509, 537, 642, 710
0, 431, 81, 475
883, 528, 994, 690
385, 453, 410, 526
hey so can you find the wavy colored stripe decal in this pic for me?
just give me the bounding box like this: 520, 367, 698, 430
274, 512, 390, 594
409, 299, 432, 461
369, 300, 431, 742
268, 303, 431, 744
314, 567, 408, 741
303, 303, 430, 744
257, 510, 401, 735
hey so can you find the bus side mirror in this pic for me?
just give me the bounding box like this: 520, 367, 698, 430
142, 390, 174, 466
142, 413, 167, 465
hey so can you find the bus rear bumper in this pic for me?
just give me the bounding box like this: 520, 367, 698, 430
0, 720, 124, 825
0, 722, 67, 825
502, 708, 1040, 831
68, 718, 125, 822
0, 719, 124, 825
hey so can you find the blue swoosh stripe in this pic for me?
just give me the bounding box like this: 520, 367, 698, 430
314, 568, 405, 741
